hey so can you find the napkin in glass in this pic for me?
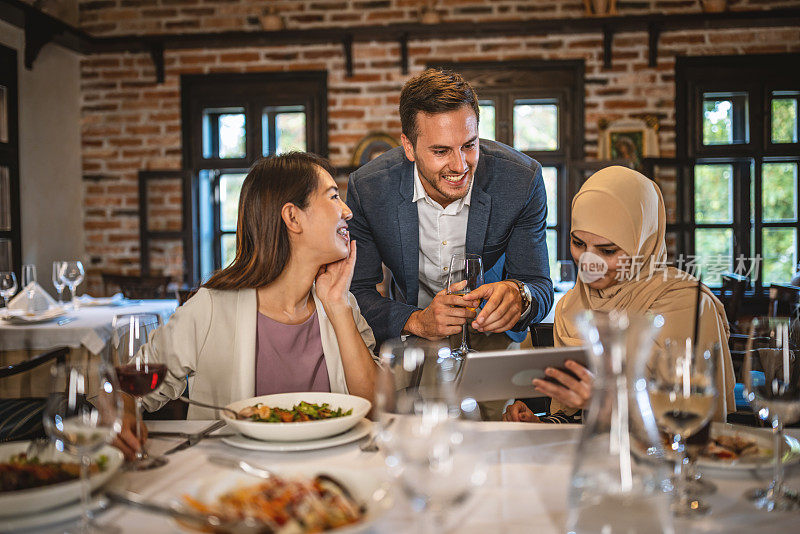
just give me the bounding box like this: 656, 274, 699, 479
8, 282, 57, 314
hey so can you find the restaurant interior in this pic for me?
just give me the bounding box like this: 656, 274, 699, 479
1, 0, 800, 532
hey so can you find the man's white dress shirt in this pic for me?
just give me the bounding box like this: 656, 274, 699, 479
413, 164, 473, 309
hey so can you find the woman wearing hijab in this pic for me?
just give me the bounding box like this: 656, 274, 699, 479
504, 166, 735, 423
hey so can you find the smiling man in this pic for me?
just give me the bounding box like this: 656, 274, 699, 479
346, 69, 553, 352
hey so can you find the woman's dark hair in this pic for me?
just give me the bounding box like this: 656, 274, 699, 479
203, 152, 336, 290
399, 68, 480, 146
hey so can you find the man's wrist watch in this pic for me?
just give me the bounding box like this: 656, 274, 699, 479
506, 279, 532, 314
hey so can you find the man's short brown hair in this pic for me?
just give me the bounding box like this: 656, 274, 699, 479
399, 69, 480, 146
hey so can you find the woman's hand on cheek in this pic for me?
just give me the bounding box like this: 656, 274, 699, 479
532, 360, 594, 410
315, 240, 357, 312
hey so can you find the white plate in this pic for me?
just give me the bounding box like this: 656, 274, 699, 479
0, 307, 67, 325
171, 463, 392, 534
0, 442, 124, 517
694, 422, 800, 475
222, 419, 372, 452
0, 494, 108, 531
224, 392, 372, 442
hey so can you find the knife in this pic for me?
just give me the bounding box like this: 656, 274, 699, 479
162, 420, 226, 455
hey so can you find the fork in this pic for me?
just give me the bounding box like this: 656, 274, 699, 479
359, 418, 393, 452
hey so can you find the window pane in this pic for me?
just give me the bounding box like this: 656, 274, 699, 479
220, 173, 246, 232
0, 166, 9, 231
198, 170, 214, 282
276, 112, 306, 154
762, 228, 797, 285
513, 100, 558, 151
263, 106, 306, 156
771, 96, 798, 144
547, 229, 558, 283
702, 99, 732, 145
702, 93, 748, 146
694, 164, 733, 223
762, 162, 798, 222
202, 107, 246, 159
478, 101, 495, 141
694, 228, 733, 286
221, 234, 237, 270
542, 166, 557, 227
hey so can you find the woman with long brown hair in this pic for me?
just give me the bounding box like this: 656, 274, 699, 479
122, 152, 377, 435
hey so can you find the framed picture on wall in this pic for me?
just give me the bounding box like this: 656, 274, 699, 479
351, 133, 399, 167
598, 117, 659, 170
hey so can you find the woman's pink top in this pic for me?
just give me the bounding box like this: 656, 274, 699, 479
254, 310, 331, 395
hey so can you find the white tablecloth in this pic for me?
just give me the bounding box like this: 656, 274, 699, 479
0, 300, 177, 354
19, 421, 797, 534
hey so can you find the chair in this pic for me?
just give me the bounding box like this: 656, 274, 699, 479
0, 347, 69, 442
719, 272, 749, 331
768, 283, 800, 318
101, 272, 171, 299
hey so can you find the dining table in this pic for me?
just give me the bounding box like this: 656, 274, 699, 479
0, 299, 178, 398
13, 420, 800, 534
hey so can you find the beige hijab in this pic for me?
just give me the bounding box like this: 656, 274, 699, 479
554, 166, 735, 420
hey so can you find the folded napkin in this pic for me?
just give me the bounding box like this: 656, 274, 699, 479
8, 282, 57, 314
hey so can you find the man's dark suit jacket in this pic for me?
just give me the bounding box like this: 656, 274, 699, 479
345, 139, 553, 346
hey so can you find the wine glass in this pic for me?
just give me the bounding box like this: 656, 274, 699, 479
0, 271, 17, 317
44, 361, 123, 533
60, 261, 85, 309
647, 338, 717, 517
53, 261, 66, 305
446, 253, 484, 359
108, 313, 166, 470
376, 337, 486, 533
743, 316, 800, 511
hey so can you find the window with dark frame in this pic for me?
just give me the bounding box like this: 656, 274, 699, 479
433, 61, 585, 283
181, 72, 328, 284
0, 44, 20, 277
676, 54, 800, 291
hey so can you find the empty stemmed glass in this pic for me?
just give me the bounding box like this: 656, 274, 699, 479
60, 260, 85, 309
0, 271, 17, 317
376, 337, 486, 533
647, 339, 717, 517
53, 261, 66, 305
743, 316, 800, 511
44, 361, 123, 533
108, 313, 167, 470
446, 253, 484, 359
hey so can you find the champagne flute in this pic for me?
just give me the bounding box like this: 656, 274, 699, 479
60, 260, 85, 309
376, 337, 485, 534
0, 271, 17, 317
446, 253, 483, 359
53, 261, 67, 305
743, 316, 800, 511
108, 313, 167, 470
44, 361, 123, 533
647, 339, 717, 516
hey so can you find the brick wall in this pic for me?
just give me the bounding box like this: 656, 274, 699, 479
76, 0, 800, 291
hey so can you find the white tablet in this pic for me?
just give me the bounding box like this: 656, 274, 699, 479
455, 347, 589, 402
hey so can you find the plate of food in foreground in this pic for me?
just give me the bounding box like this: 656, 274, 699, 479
0, 441, 124, 516
223, 392, 371, 442
173, 464, 392, 533
693, 422, 800, 475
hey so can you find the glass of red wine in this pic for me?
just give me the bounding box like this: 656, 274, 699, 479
109, 313, 166, 470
